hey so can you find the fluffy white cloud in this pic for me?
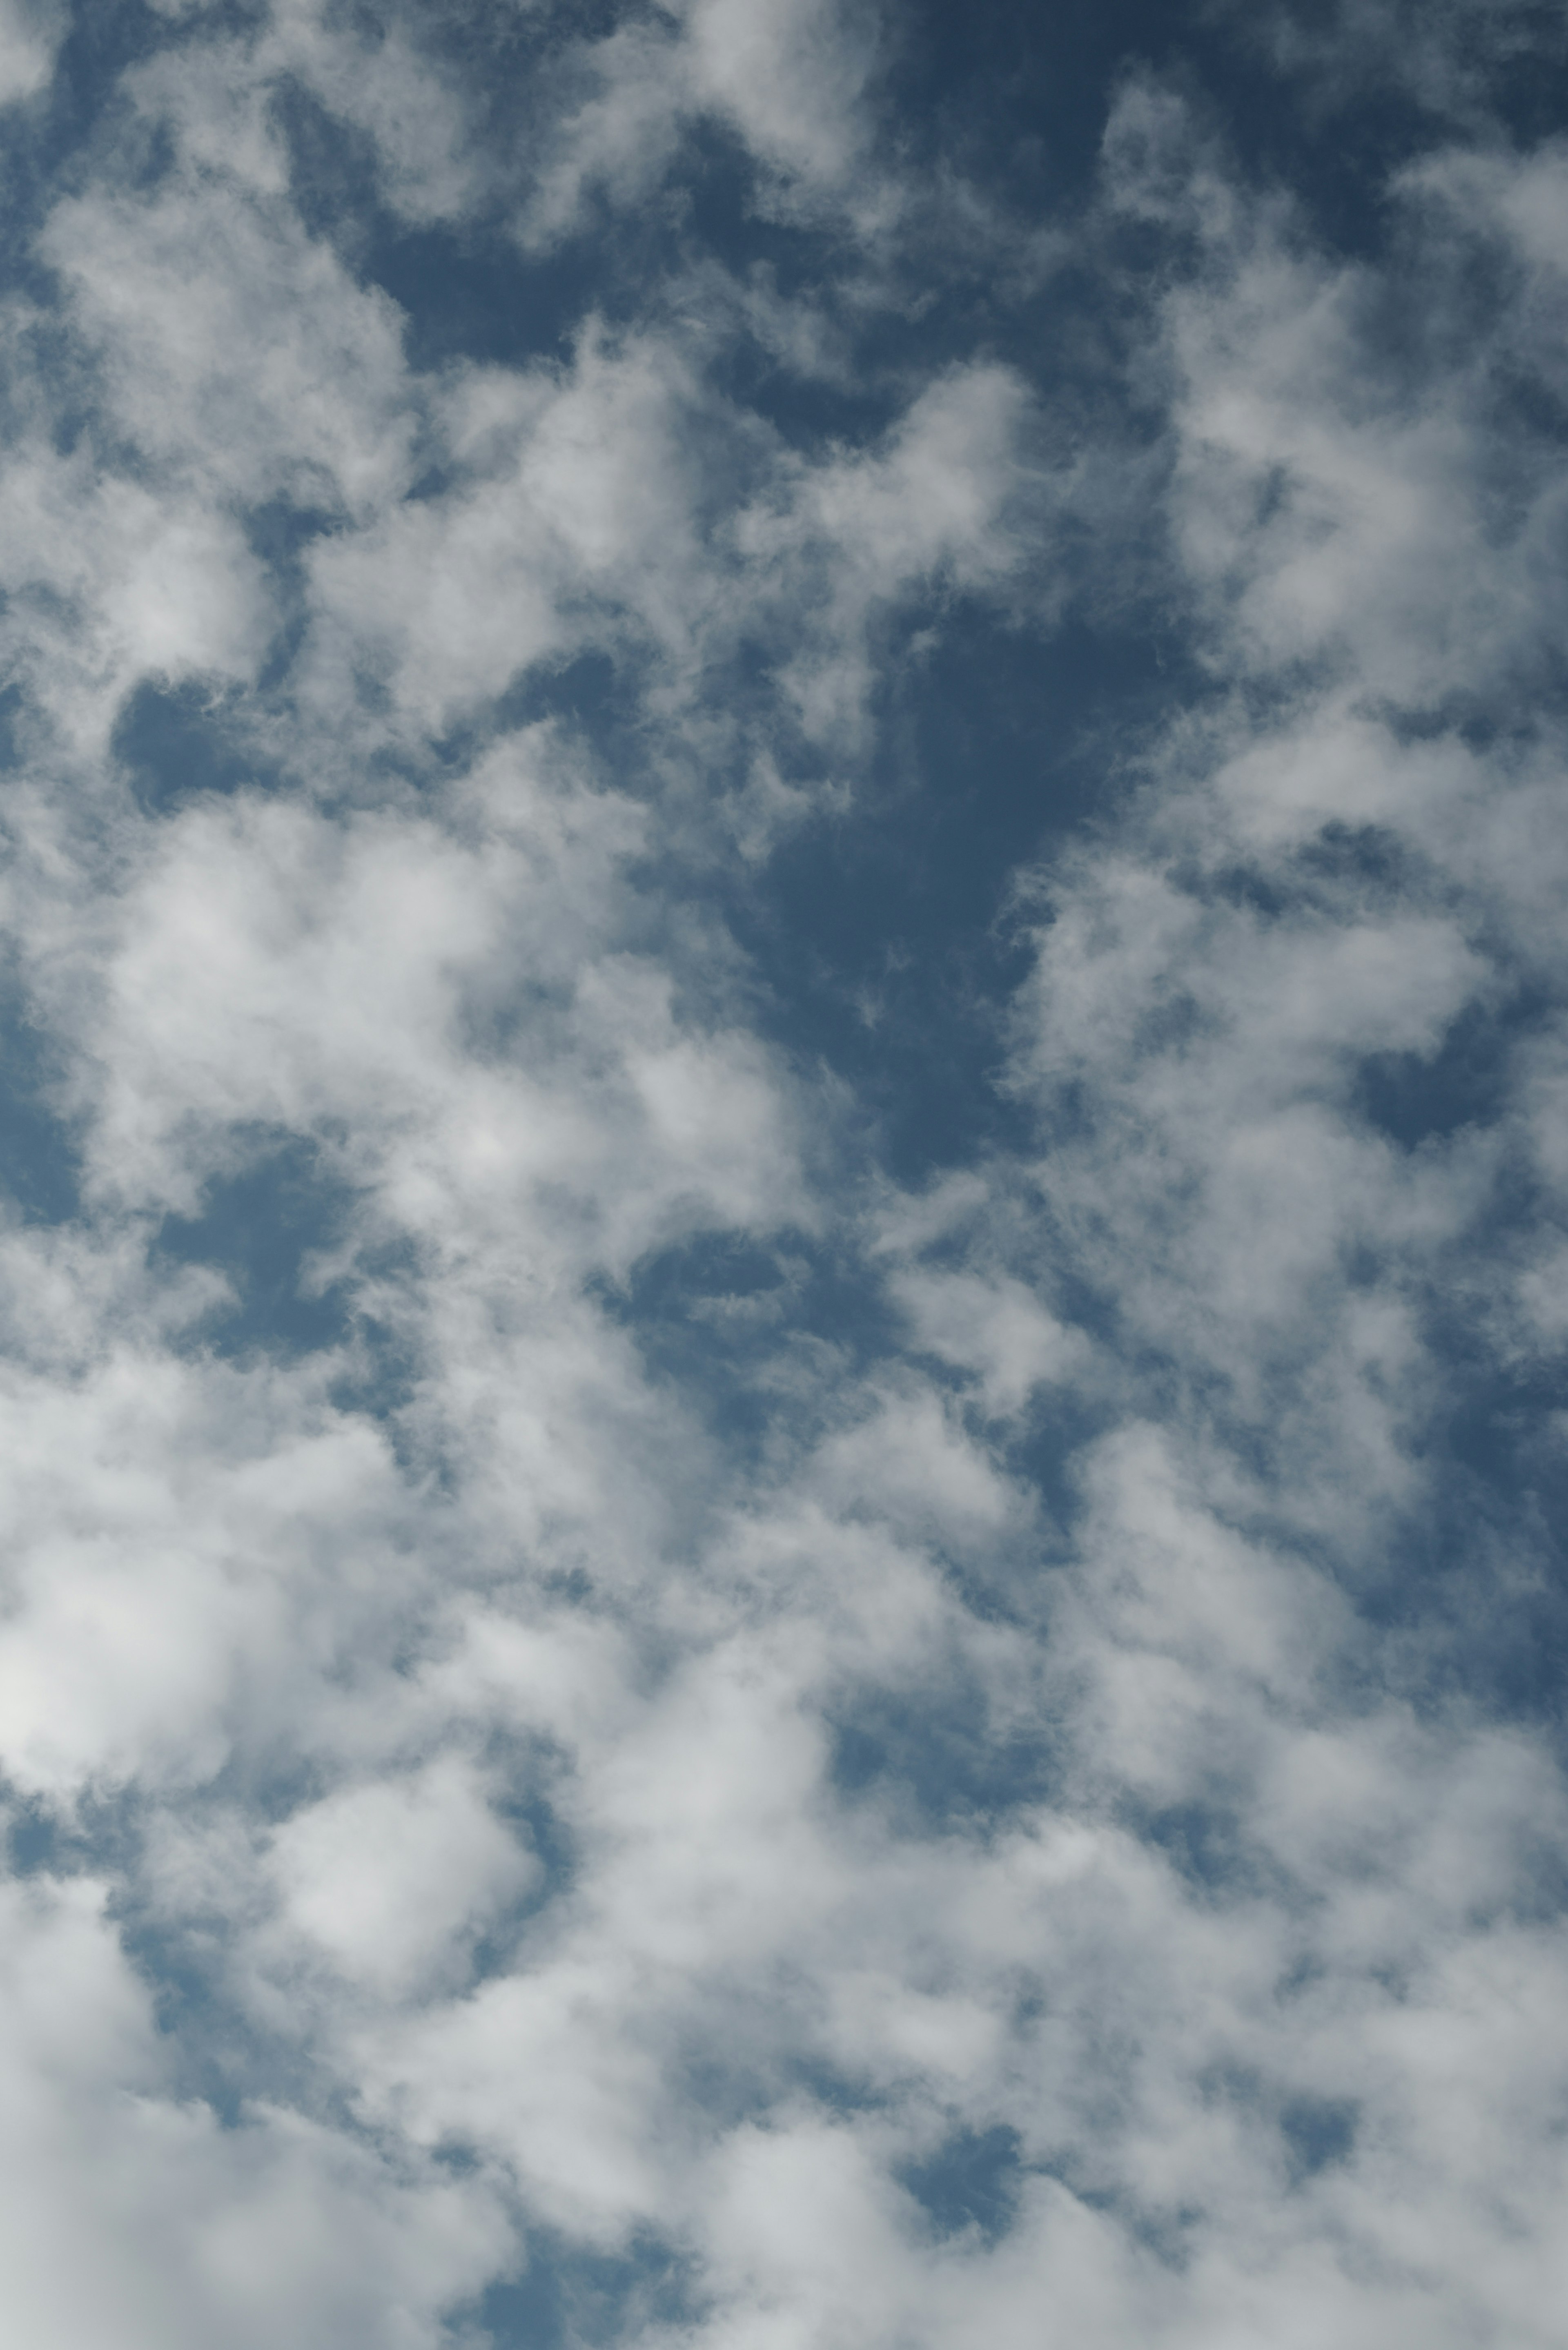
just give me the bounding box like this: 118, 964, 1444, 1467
0, 8, 1563, 2350
269, 1755, 538, 1998
0, 1873, 508, 2349
40, 176, 414, 515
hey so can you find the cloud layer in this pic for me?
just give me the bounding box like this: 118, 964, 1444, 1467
0, 5, 1565, 2346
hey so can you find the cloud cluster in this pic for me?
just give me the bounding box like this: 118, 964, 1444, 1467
0, 6, 1565, 2348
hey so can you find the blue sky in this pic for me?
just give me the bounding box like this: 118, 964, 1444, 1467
0, 2, 1566, 2344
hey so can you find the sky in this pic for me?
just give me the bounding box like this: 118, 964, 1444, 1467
0, 0, 1566, 2344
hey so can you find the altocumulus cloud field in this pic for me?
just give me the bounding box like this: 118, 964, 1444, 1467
1, 0, 1567, 2343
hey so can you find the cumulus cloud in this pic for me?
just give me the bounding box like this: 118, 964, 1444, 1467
0, 5, 1564, 2348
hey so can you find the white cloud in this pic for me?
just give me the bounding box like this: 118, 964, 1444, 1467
891, 1266, 1084, 1414
0, 451, 274, 752
0, 0, 62, 104
681, 0, 880, 200
40, 178, 415, 517
514, 19, 692, 250
269, 1756, 537, 2000
294, 331, 1036, 774
0, 1338, 414, 1796
513, 0, 886, 247
0, 11, 1564, 2350
0, 1874, 508, 2349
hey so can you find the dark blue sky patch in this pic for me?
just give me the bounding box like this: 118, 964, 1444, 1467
321, 1302, 428, 1445
119, 1891, 376, 2141
594, 1227, 904, 1465
481, 649, 639, 774
243, 498, 339, 580
1131, 1798, 1298, 1907
276, 40, 875, 393
1242, 0, 1568, 152
1004, 1384, 1118, 1556
888, 0, 1179, 214
112, 677, 263, 815
270, 72, 394, 276
0, 2, 180, 260
898, 2122, 1024, 2244
366, 223, 588, 376
1293, 819, 1414, 896
151, 1136, 355, 1359
114, 1906, 259, 2129
245, 500, 344, 693
722, 606, 1189, 1185
889, 0, 1477, 270
669, 116, 924, 367
827, 1668, 1058, 1832
1196, 2058, 1360, 2191
433, 644, 695, 856
658, 2023, 879, 2141
1384, 1412, 1568, 1738
80, 1784, 310, 2127
1351, 993, 1524, 1150
1488, 360, 1568, 468
0, 682, 23, 771
703, 290, 908, 457
0, 995, 82, 1226
466, 1771, 578, 1985
465, 2227, 701, 2350
1279, 2092, 1357, 2184
200, 1739, 335, 1835
1200, 861, 1292, 923
1169, 1293, 1568, 1746
6, 1789, 69, 1876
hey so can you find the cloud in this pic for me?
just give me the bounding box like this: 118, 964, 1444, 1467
513, 0, 885, 247
268, 1754, 539, 1999
0, 0, 62, 105
889, 1265, 1084, 1415
1223, 0, 1568, 127
0, 1873, 509, 2349
0, 7, 1564, 2348
40, 172, 415, 516
294, 330, 1037, 776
